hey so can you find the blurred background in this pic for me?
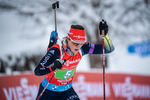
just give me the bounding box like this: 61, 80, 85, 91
1, 0, 150, 100
0, 0, 150, 75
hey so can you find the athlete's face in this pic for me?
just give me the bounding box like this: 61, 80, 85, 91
67, 37, 85, 54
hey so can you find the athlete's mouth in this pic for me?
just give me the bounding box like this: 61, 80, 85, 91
75, 49, 79, 51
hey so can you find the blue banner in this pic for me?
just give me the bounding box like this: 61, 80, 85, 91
128, 40, 150, 57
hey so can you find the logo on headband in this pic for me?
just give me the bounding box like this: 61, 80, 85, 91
68, 28, 85, 41
74, 35, 85, 40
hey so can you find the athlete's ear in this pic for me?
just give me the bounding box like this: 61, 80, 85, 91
66, 36, 70, 41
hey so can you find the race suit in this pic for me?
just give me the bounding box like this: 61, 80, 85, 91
34, 34, 114, 99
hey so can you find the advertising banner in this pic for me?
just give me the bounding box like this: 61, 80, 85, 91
73, 72, 150, 100
128, 40, 150, 57
0, 72, 150, 100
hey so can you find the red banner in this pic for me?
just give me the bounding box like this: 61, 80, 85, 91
0, 73, 44, 100
73, 72, 150, 100
0, 72, 150, 100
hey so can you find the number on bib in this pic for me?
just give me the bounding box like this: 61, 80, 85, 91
64, 70, 72, 79
55, 68, 76, 79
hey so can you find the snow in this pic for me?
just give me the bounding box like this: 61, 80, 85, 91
108, 42, 150, 75
0, 0, 150, 75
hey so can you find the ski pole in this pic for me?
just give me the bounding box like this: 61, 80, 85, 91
48, 1, 59, 48
36, 72, 56, 100
36, 59, 66, 100
101, 20, 106, 100
52, 1, 59, 32
37, 2, 60, 99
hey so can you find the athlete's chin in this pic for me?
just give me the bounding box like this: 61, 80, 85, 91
72, 49, 79, 54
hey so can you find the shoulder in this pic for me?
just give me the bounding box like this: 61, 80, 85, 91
48, 42, 61, 52
82, 42, 90, 49
47, 44, 61, 56
52, 44, 60, 49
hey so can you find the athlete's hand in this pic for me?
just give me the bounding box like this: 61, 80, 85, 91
99, 19, 108, 36
51, 59, 66, 71
48, 31, 58, 48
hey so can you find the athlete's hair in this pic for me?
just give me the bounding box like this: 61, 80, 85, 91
71, 25, 84, 30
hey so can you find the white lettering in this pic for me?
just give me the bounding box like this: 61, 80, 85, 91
16, 86, 23, 100
3, 78, 39, 100
21, 78, 32, 100
49, 50, 55, 55
65, 59, 81, 66
29, 85, 39, 100
112, 83, 121, 97
12, 87, 17, 100
112, 77, 150, 100
3, 88, 12, 100
40, 55, 50, 66
73, 75, 110, 100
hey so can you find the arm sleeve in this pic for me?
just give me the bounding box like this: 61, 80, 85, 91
81, 34, 114, 55
34, 47, 60, 76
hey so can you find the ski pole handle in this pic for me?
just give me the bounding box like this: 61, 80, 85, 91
52, 1, 59, 9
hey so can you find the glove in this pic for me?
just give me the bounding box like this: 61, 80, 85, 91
48, 31, 58, 48
99, 19, 108, 36
51, 59, 66, 71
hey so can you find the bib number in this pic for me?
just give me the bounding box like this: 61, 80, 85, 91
55, 69, 76, 79
64, 70, 72, 79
